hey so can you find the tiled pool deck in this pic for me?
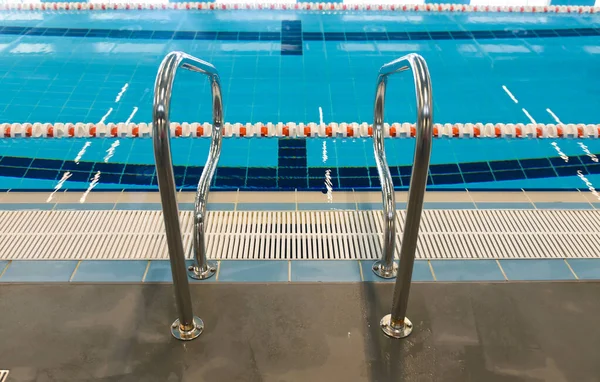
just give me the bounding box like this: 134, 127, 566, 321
2, 189, 600, 210
2, 258, 599, 283
1, 190, 599, 283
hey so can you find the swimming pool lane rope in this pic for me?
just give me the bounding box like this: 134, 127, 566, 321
2, 121, 600, 139
2, 2, 599, 14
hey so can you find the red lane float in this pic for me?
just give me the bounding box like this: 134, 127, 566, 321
1, 2, 598, 14
1, 122, 600, 139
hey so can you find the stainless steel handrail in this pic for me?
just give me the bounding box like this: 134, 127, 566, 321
153, 51, 223, 341
370, 54, 433, 339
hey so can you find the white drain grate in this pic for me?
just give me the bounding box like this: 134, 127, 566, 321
1, 209, 599, 260
0, 370, 8, 382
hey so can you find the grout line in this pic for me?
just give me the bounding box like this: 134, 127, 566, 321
215, 260, 221, 281
352, 188, 358, 211
564, 259, 579, 280
466, 189, 478, 210
0, 260, 11, 279
234, 189, 239, 211
522, 189, 537, 210
428, 260, 437, 281
141, 260, 151, 282
288, 260, 291, 282
69, 260, 82, 282
577, 188, 595, 210
496, 260, 508, 281
358, 260, 364, 281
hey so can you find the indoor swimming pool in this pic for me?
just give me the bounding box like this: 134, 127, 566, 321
2, 3, 600, 378
0, 9, 598, 192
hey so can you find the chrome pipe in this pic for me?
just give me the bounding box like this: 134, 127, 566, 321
188, 65, 222, 281
371, 54, 433, 339
152, 51, 223, 341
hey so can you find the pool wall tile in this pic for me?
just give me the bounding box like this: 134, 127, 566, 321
298, 202, 356, 210
0, 203, 55, 210
144, 260, 218, 283
54, 203, 115, 210
499, 260, 576, 281
534, 202, 593, 210
430, 260, 505, 281
71, 260, 148, 282
114, 203, 163, 210
291, 260, 361, 282
424, 202, 476, 209
237, 202, 296, 211
357, 202, 407, 211
178, 202, 236, 211
218, 260, 288, 282
144, 261, 173, 282
360, 260, 434, 282
475, 202, 535, 209
566, 259, 600, 280
0, 260, 78, 282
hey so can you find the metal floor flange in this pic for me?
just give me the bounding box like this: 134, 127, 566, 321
1, 209, 599, 261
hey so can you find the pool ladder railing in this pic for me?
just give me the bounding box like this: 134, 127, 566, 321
152, 51, 222, 340
370, 53, 433, 339
152, 51, 432, 341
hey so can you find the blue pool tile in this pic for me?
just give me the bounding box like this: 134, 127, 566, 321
499, 260, 575, 281
357, 202, 407, 211
297, 202, 356, 211
145, 260, 218, 283
54, 203, 115, 211
424, 202, 476, 209
178, 203, 194, 211
144, 261, 174, 282
475, 202, 535, 209
0, 203, 56, 210
237, 203, 296, 211
1, 261, 78, 282
533, 202, 593, 210
178, 202, 236, 211
219, 261, 288, 282
291, 261, 360, 282
71, 260, 148, 282
566, 259, 600, 280
114, 203, 162, 210
431, 260, 505, 282
360, 260, 434, 282
462, 172, 494, 183
490, 160, 521, 171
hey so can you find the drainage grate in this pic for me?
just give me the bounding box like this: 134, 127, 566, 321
0, 209, 599, 260
0, 370, 8, 382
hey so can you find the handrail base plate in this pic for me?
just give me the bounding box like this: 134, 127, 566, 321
188, 261, 217, 280
380, 315, 413, 339
372, 260, 398, 279
171, 316, 204, 341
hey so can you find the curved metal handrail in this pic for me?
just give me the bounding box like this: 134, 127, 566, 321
370, 54, 433, 339
153, 51, 223, 341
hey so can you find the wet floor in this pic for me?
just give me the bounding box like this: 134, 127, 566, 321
1, 282, 599, 381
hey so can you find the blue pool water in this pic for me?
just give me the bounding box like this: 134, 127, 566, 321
0, 10, 599, 192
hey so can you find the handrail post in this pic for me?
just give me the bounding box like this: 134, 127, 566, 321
187, 67, 222, 280
152, 51, 223, 340
370, 54, 433, 338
